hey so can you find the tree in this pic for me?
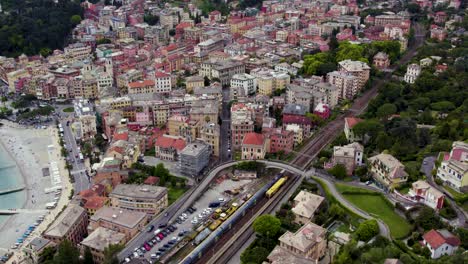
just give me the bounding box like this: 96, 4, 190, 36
204, 76, 211, 86
316, 62, 337, 76
70, 15, 82, 25
355, 219, 379, 241
240, 246, 269, 264
376, 103, 397, 119
144, 14, 159, 25
39, 246, 56, 263
328, 164, 347, 179
302, 52, 334, 76
415, 207, 443, 230
154, 163, 170, 182
54, 240, 80, 264
83, 247, 95, 264
253, 214, 281, 238
39, 48, 52, 57
97, 38, 112, 45
407, 3, 420, 13
352, 119, 383, 139
103, 244, 124, 264
336, 42, 368, 63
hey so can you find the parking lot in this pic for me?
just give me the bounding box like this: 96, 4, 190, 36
125, 174, 265, 263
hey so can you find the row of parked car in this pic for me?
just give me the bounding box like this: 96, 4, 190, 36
124, 206, 198, 262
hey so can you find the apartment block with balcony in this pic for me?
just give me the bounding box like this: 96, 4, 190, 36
436, 141, 468, 192
231, 103, 255, 150
43, 204, 88, 246
88, 206, 147, 241
368, 153, 408, 189
338, 60, 370, 89
80, 227, 126, 264
330, 142, 364, 175
109, 184, 168, 216
200, 123, 220, 157
180, 141, 211, 177
408, 180, 445, 210
268, 222, 327, 263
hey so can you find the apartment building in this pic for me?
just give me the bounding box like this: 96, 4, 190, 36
117, 69, 143, 92
43, 204, 88, 246
285, 124, 303, 147
373, 52, 391, 69
194, 38, 224, 57
436, 141, 468, 191
241, 132, 267, 160
231, 103, 255, 150
186, 75, 205, 93
6, 69, 30, 92
338, 60, 370, 89
127, 80, 155, 95
404, 63, 421, 84
199, 60, 245, 86
109, 184, 168, 216
64, 43, 92, 61
344, 117, 363, 142
250, 68, 290, 96
292, 191, 325, 225
200, 123, 220, 157
263, 128, 294, 154
154, 71, 172, 93
231, 73, 257, 95
327, 71, 360, 100
180, 141, 211, 177
374, 14, 407, 26
154, 135, 187, 161
286, 84, 327, 112
331, 142, 364, 175
88, 206, 147, 241
81, 227, 126, 264
268, 222, 327, 262
368, 153, 408, 189
409, 180, 445, 210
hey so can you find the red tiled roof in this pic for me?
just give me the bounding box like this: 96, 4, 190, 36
144, 176, 160, 185
345, 117, 363, 129
155, 136, 186, 151
128, 79, 155, 88
423, 229, 460, 250
242, 132, 265, 146
113, 132, 129, 141
282, 115, 312, 125
84, 196, 108, 210
451, 148, 466, 161
155, 71, 170, 78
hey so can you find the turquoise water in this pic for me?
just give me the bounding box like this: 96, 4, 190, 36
0, 143, 26, 224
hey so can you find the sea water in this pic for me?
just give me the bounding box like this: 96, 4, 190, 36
0, 143, 26, 224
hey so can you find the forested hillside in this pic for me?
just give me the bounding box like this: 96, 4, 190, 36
0, 0, 83, 57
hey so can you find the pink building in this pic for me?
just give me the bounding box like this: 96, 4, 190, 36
409, 180, 444, 210
263, 128, 294, 154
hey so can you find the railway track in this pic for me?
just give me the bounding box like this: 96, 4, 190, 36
194, 174, 302, 264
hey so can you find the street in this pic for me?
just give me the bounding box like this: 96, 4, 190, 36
54, 105, 90, 193
219, 86, 231, 162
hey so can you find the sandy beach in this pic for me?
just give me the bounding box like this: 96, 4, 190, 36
0, 120, 72, 253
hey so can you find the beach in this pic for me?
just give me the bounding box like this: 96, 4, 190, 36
0, 120, 72, 253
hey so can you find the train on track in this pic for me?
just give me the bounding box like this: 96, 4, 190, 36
181, 171, 287, 264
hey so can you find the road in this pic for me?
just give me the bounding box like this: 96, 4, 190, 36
219, 87, 231, 162
56, 106, 90, 193
421, 156, 467, 227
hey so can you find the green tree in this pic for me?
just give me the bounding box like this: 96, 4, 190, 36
240, 246, 269, 264
83, 247, 95, 264
376, 103, 397, 119
328, 164, 347, 179
39, 48, 52, 57
96, 38, 112, 45
355, 219, 379, 241
70, 15, 82, 25
352, 119, 384, 138
415, 207, 443, 230
253, 214, 281, 238
39, 246, 56, 263
103, 244, 124, 264
336, 42, 368, 63
302, 52, 334, 75
54, 240, 80, 264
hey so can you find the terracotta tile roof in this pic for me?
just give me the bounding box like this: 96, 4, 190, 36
155, 71, 170, 78
84, 196, 108, 210
113, 132, 129, 141
242, 132, 265, 146
144, 176, 160, 185
345, 117, 363, 129
155, 135, 186, 151
283, 115, 312, 125
128, 79, 155, 88
423, 229, 460, 250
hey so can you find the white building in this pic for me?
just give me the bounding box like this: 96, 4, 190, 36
436, 141, 468, 191
154, 71, 172, 93
404, 63, 421, 84
230, 73, 257, 95
422, 229, 460, 259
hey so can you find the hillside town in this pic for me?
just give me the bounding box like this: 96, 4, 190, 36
0, 0, 466, 264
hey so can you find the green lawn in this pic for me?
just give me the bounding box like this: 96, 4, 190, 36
336, 183, 412, 239
443, 185, 464, 199
168, 186, 187, 205
62, 107, 74, 112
